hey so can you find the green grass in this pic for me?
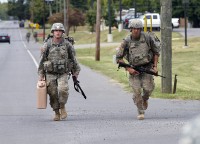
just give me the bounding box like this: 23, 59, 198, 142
68, 28, 129, 44
68, 28, 183, 44
74, 29, 200, 100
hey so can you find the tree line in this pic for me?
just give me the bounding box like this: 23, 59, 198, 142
1, 0, 200, 28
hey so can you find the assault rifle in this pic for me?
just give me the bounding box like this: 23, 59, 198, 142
118, 62, 166, 78
71, 73, 87, 99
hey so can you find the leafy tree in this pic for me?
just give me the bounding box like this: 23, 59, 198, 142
48, 8, 85, 34
172, 0, 183, 17
32, 0, 48, 25
172, 0, 200, 27
102, 0, 118, 28
0, 3, 9, 20
48, 12, 63, 24
71, 0, 89, 11
87, 0, 96, 8
111, 0, 159, 13
85, 8, 96, 32
69, 8, 85, 32
7, 0, 24, 20
24, 0, 30, 20
7, 0, 52, 25
187, 0, 200, 27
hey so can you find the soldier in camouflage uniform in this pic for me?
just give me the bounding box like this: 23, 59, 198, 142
38, 23, 80, 121
116, 19, 160, 120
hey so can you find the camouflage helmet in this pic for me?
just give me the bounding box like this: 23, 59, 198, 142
179, 115, 200, 144
51, 23, 65, 33
128, 19, 143, 29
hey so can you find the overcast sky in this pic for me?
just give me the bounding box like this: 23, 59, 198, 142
0, 0, 7, 3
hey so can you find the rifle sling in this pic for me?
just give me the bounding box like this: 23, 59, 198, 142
74, 81, 87, 99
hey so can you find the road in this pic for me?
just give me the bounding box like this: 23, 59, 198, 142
173, 27, 200, 37
0, 21, 200, 144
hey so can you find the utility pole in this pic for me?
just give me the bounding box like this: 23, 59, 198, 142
108, 0, 111, 35
56, 0, 58, 13
43, 0, 54, 40
30, 1, 34, 22
182, 0, 189, 47
147, 0, 150, 12
133, 0, 137, 18
60, 0, 62, 12
43, 0, 46, 41
160, 0, 172, 93
95, 0, 101, 61
107, 0, 113, 42
64, 0, 66, 31
119, 0, 122, 22
49, 4, 52, 16
118, 0, 123, 32
56, 0, 60, 13
66, 0, 70, 35
45, 0, 54, 16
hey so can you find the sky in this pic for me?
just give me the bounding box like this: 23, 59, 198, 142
0, 0, 7, 3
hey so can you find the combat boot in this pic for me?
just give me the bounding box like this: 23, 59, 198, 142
53, 110, 60, 121
137, 109, 145, 120
143, 100, 148, 110
137, 114, 144, 120
60, 107, 67, 119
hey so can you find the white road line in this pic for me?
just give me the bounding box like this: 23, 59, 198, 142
18, 29, 39, 68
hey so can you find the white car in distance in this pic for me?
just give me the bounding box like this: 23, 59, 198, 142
129, 13, 161, 31
129, 13, 179, 31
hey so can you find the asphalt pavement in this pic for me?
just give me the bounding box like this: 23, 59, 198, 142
173, 27, 200, 37
0, 21, 200, 144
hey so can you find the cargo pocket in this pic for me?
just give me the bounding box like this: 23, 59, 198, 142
43, 61, 53, 72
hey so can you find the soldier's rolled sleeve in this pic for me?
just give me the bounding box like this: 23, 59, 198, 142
68, 43, 81, 74
150, 36, 161, 56
38, 43, 47, 77
116, 40, 127, 62
72, 55, 81, 74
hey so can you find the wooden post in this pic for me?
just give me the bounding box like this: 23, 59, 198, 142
182, 0, 189, 47
95, 0, 101, 61
43, 0, 46, 41
160, 0, 172, 93
63, 0, 66, 31
66, 0, 70, 35
60, 0, 62, 12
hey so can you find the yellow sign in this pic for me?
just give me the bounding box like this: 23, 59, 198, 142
29, 22, 40, 29
35, 23, 40, 29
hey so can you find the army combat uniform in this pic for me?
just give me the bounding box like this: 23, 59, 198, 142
38, 36, 80, 117
116, 31, 160, 118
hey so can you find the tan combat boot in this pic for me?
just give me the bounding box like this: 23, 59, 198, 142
137, 114, 145, 120
137, 109, 145, 120
60, 107, 67, 119
53, 110, 60, 121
